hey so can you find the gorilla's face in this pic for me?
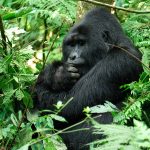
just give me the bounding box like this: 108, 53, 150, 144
62, 32, 89, 75
62, 25, 110, 76
64, 33, 86, 65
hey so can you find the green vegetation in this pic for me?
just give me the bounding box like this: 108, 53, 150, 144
0, 0, 149, 149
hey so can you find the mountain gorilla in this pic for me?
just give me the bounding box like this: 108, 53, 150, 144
33, 8, 142, 150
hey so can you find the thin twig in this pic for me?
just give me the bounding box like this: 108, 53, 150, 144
80, 0, 150, 14
42, 18, 48, 65
56, 97, 73, 114
109, 44, 150, 71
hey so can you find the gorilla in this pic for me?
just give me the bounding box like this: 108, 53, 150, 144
33, 8, 143, 150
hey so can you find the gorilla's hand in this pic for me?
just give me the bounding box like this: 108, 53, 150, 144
52, 63, 80, 90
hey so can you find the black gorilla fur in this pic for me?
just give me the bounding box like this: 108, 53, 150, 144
34, 8, 143, 150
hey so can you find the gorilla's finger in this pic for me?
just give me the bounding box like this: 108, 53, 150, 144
67, 66, 78, 73
70, 73, 80, 78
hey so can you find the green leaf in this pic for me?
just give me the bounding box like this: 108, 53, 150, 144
3, 90, 15, 104
15, 89, 24, 101
44, 138, 56, 150
13, 76, 19, 83
0, 131, 3, 140
26, 110, 39, 122
14, 125, 32, 150
2, 7, 32, 20
18, 111, 23, 122
2, 124, 14, 138
19, 74, 36, 82
11, 114, 18, 126
23, 91, 33, 108
3, 54, 12, 65
46, 117, 54, 128
18, 144, 30, 150
90, 101, 118, 114
50, 114, 66, 122
0, 65, 5, 73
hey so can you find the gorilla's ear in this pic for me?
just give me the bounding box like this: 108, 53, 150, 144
102, 31, 111, 43
102, 31, 113, 52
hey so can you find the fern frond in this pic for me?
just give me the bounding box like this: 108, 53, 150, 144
90, 119, 150, 150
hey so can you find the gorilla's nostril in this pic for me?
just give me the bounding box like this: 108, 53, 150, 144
70, 55, 76, 60
69, 52, 78, 60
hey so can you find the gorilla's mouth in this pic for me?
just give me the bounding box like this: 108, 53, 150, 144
67, 58, 85, 66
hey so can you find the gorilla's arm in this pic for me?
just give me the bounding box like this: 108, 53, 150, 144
34, 49, 142, 120
36, 61, 80, 90
34, 61, 80, 109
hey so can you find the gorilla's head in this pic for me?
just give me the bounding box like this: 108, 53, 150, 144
62, 8, 123, 75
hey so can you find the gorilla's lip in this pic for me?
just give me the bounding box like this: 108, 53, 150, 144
67, 58, 85, 66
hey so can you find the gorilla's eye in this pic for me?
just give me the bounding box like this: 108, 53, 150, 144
78, 40, 85, 46
70, 41, 76, 47
66, 39, 85, 47
67, 41, 76, 47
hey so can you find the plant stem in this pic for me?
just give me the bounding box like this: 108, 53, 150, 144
80, 0, 150, 14
0, 15, 7, 54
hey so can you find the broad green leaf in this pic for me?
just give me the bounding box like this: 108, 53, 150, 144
50, 114, 66, 122
23, 91, 33, 108
15, 89, 24, 101
13, 76, 19, 83
26, 110, 39, 122
11, 114, 18, 126
2, 124, 14, 138
2, 7, 32, 20
18, 144, 29, 150
44, 138, 56, 150
90, 101, 118, 114
3, 90, 15, 104
47, 117, 54, 128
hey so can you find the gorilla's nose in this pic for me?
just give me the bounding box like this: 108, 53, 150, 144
69, 52, 78, 61
67, 52, 85, 65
